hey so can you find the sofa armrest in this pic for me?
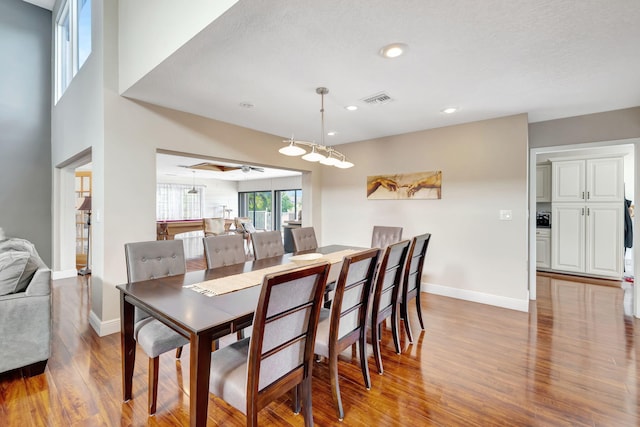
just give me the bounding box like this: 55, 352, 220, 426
25, 268, 51, 297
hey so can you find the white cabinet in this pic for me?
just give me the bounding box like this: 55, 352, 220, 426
552, 158, 623, 202
536, 163, 551, 202
550, 156, 624, 279
536, 228, 551, 269
551, 202, 623, 278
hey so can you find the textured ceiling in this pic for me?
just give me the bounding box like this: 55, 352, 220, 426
123, 0, 640, 147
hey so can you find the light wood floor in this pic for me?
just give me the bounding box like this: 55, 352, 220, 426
1, 261, 638, 426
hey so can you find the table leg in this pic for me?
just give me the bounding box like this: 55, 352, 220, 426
190, 332, 213, 427
120, 293, 135, 401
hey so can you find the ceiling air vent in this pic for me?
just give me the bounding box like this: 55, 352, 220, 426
361, 91, 393, 106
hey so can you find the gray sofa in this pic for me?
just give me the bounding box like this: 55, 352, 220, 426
0, 238, 52, 377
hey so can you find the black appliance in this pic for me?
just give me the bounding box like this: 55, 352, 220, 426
536, 212, 551, 227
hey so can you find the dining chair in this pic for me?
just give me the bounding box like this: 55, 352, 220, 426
208, 262, 331, 426
370, 239, 410, 375
314, 248, 380, 421
203, 217, 226, 237
251, 230, 285, 260
291, 227, 318, 252
203, 234, 247, 268
401, 233, 432, 343
371, 225, 403, 249
124, 239, 190, 415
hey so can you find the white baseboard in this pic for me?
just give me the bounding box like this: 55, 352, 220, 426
89, 310, 121, 337
52, 269, 79, 280
423, 282, 530, 312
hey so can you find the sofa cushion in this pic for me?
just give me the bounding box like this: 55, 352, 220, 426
0, 251, 40, 296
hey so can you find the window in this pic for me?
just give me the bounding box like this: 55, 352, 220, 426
55, 0, 92, 102
275, 189, 302, 230
157, 183, 204, 220
238, 191, 273, 230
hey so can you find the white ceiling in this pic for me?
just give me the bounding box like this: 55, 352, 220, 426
123, 0, 640, 148
22, 0, 54, 11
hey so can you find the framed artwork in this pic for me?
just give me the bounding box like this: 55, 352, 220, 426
367, 170, 442, 200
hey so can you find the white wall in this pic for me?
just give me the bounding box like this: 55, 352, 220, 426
321, 114, 531, 311
156, 175, 239, 218
237, 175, 302, 192
118, 0, 238, 93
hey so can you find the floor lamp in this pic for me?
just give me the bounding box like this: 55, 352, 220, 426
78, 196, 92, 276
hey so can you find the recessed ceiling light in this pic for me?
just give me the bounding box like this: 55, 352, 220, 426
441, 107, 458, 114
379, 43, 408, 58
327, 131, 337, 136
239, 102, 254, 109
345, 105, 358, 111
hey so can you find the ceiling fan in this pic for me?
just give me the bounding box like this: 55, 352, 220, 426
241, 165, 264, 173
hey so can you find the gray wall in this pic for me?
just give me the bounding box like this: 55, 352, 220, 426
529, 107, 640, 148
0, 0, 52, 265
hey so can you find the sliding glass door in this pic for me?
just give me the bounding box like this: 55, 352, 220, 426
238, 191, 272, 230
275, 189, 302, 230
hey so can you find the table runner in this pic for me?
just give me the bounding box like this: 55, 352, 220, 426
185, 249, 357, 296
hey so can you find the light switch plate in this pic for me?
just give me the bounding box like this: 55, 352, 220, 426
499, 210, 512, 220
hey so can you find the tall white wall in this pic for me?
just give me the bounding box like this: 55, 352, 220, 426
118, 0, 238, 93
321, 114, 531, 310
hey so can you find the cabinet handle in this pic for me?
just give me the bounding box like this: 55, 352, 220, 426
587, 191, 590, 200
582, 191, 585, 199
582, 208, 585, 216
587, 207, 590, 216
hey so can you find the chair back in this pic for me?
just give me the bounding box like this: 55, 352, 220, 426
371, 225, 403, 249
203, 217, 225, 236
251, 231, 285, 260
124, 240, 186, 324
203, 234, 246, 268
247, 262, 330, 414
325, 249, 379, 351
235, 217, 252, 235
291, 227, 318, 252
403, 233, 431, 298
372, 240, 410, 320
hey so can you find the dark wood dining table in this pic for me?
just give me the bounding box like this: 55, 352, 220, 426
116, 244, 358, 427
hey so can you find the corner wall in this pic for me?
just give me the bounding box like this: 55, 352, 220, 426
0, 0, 52, 264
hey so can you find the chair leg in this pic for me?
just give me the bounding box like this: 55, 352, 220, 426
358, 335, 371, 389
175, 346, 183, 359
329, 350, 344, 420
415, 294, 425, 330
293, 383, 301, 414
372, 318, 384, 375
401, 299, 414, 344
148, 356, 159, 415
391, 308, 401, 355
302, 377, 314, 426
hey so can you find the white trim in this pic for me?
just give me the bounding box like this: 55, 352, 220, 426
52, 269, 79, 280
89, 310, 120, 337
423, 283, 530, 313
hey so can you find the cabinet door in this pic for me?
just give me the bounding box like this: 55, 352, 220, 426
585, 158, 624, 202
535, 231, 551, 269
552, 204, 585, 273
552, 160, 585, 202
586, 203, 623, 277
536, 164, 551, 202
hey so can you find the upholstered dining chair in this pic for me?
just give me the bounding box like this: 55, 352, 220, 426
124, 239, 190, 415
291, 226, 318, 253
251, 230, 285, 260
371, 225, 403, 249
203, 234, 246, 268
314, 248, 380, 421
208, 262, 331, 427
401, 233, 432, 343
203, 217, 226, 237
370, 239, 410, 375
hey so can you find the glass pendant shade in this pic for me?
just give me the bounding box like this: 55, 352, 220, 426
320, 152, 341, 166
335, 158, 354, 169
279, 143, 306, 156
302, 146, 326, 162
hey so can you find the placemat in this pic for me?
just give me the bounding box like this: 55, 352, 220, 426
185, 249, 357, 296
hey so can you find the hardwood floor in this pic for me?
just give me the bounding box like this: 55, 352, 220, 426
1, 263, 638, 426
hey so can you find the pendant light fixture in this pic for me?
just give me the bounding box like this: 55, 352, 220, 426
278, 87, 354, 168
188, 171, 198, 194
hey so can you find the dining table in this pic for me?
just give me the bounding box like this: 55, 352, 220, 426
117, 244, 362, 427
